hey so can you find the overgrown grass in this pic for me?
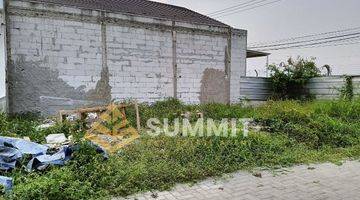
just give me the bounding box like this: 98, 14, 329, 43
0, 113, 85, 144
1, 99, 360, 199
126, 98, 254, 127
255, 100, 360, 148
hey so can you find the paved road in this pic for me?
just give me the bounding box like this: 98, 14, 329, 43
118, 161, 360, 200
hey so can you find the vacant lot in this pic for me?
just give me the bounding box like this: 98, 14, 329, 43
1, 99, 360, 199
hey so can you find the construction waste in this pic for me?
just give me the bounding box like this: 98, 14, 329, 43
36, 119, 56, 130
45, 133, 71, 148
0, 136, 70, 191
0, 102, 140, 191
0, 135, 107, 191
61, 103, 141, 153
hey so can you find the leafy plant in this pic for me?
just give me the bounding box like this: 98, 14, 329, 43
340, 76, 354, 101
268, 57, 321, 100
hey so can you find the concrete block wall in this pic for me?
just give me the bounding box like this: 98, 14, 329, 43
6, 0, 247, 115
176, 32, 227, 104
0, 97, 5, 112
107, 25, 174, 102
0, 8, 6, 112
230, 30, 247, 103
177, 30, 247, 104
8, 15, 103, 115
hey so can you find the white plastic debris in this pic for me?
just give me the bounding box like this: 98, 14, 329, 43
68, 135, 74, 142
66, 114, 78, 122
86, 113, 99, 123
45, 134, 68, 145
36, 120, 56, 130
87, 113, 98, 120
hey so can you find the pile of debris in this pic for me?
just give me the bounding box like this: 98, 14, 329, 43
0, 135, 74, 191
0, 102, 141, 192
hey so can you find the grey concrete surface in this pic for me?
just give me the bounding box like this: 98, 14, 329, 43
117, 161, 360, 200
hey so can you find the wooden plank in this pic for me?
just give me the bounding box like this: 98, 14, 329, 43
58, 104, 128, 122
134, 101, 141, 132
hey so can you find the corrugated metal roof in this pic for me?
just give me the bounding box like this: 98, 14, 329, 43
247, 50, 270, 58
22, 0, 229, 27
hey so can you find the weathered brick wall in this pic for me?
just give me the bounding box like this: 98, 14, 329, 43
6, 0, 247, 115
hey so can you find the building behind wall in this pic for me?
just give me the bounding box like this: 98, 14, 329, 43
2, 0, 247, 116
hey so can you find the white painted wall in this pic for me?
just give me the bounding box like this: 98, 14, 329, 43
0, 1, 7, 112
7, 0, 247, 115
107, 25, 174, 102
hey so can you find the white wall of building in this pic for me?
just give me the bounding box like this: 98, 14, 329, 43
7, 0, 247, 115
0, 1, 7, 111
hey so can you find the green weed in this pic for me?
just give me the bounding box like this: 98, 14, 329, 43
1, 99, 360, 199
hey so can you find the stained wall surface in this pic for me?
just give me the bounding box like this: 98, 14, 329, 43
6, 0, 247, 115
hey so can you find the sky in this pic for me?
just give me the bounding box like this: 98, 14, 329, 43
155, 0, 360, 77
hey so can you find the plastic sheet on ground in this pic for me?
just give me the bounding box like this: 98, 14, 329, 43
0, 136, 49, 171
0, 137, 73, 191
0, 135, 108, 191
0, 137, 48, 156
0, 176, 12, 192
0, 146, 22, 170
26, 146, 74, 171
0, 136, 75, 172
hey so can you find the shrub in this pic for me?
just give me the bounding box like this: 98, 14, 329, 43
340, 76, 354, 101
268, 57, 321, 100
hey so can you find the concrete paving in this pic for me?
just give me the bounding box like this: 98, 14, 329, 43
117, 161, 360, 200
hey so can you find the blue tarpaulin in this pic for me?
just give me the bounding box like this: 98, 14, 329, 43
0, 136, 74, 190
0, 146, 22, 170
26, 146, 74, 171
0, 137, 48, 155
0, 176, 13, 192
0, 136, 108, 191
